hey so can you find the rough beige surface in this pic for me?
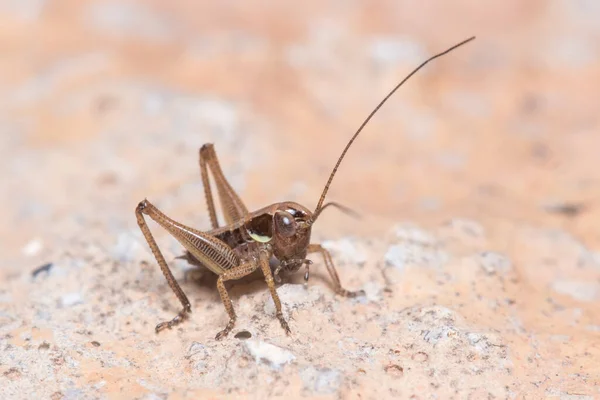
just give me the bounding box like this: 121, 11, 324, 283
1, 1, 600, 399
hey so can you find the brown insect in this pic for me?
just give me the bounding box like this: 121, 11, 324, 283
136, 37, 475, 340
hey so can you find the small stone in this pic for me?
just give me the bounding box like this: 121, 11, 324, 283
60, 292, 83, 307
244, 340, 295, 370
234, 330, 252, 340
31, 262, 53, 278
22, 238, 43, 256
467, 332, 482, 345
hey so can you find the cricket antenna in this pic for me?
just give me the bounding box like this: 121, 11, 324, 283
312, 36, 476, 221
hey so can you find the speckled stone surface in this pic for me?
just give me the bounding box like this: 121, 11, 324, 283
1, 1, 600, 399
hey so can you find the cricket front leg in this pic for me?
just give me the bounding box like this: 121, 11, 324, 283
307, 244, 365, 297
199, 143, 249, 228
258, 248, 291, 335
215, 247, 291, 340
215, 260, 261, 340
136, 199, 240, 333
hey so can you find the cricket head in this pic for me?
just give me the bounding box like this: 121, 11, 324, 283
270, 202, 313, 264
269, 200, 360, 273
310, 36, 475, 225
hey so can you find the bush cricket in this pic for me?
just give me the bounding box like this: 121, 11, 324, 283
136, 36, 475, 340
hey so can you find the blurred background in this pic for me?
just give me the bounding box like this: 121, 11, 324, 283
1, 0, 600, 274
2, 2, 600, 397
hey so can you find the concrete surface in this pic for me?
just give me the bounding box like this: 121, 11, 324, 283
1, 1, 599, 399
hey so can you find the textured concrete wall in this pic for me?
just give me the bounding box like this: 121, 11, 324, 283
1, 1, 599, 399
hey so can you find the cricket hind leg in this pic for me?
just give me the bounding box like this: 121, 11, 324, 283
136, 201, 192, 332
173, 144, 246, 266
199, 143, 249, 229
307, 244, 365, 297
136, 199, 241, 333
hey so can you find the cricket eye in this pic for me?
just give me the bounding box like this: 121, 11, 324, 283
275, 211, 297, 237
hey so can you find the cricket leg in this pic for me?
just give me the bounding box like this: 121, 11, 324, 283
274, 259, 312, 284
215, 259, 261, 340
199, 143, 248, 228
307, 244, 365, 297
136, 199, 240, 333
136, 202, 191, 332
258, 248, 291, 335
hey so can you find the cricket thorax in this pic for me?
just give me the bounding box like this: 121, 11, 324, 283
244, 213, 273, 244
233, 202, 314, 264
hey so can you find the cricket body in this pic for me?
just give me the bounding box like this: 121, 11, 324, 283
135, 37, 475, 340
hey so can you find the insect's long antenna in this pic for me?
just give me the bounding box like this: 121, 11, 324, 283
312, 36, 476, 221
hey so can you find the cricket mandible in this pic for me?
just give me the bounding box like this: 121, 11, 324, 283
136, 37, 475, 340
